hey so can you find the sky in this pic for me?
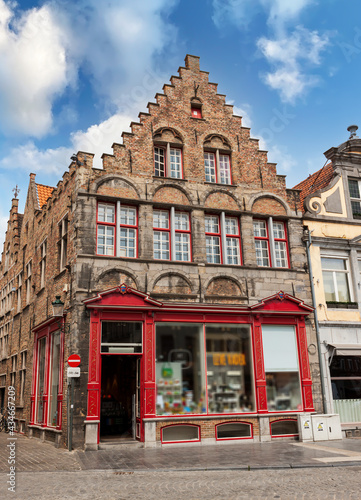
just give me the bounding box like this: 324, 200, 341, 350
0, 0, 361, 249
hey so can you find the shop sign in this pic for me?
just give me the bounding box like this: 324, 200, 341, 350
67, 367, 80, 378
211, 353, 246, 367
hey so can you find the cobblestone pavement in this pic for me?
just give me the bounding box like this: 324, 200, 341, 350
1, 432, 361, 498
1, 467, 361, 500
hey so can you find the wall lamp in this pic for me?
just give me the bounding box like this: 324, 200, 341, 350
52, 296, 70, 333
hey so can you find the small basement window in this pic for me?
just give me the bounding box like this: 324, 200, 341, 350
161, 424, 200, 443
216, 422, 252, 440
270, 419, 298, 437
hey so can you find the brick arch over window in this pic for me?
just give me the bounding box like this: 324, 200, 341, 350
91, 175, 141, 199
153, 127, 184, 144
203, 189, 240, 210
152, 184, 193, 205
204, 275, 245, 297
249, 194, 289, 215
151, 272, 194, 295
203, 133, 231, 150
96, 268, 139, 290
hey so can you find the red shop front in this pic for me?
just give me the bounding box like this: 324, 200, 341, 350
83, 285, 314, 450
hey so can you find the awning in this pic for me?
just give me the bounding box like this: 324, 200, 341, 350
328, 344, 361, 356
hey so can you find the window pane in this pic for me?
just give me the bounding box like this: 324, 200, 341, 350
170, 148, 182, 178
253, 220, 267, 238
120, 228, 136, 258
273, 222, 285, 239
321, 258, 346, 271
174, 212, 189, 231
225, 217, 239, 235
322, 271, 336, 301
336, 272, 350, 302
226, 237, 240, 265
48, 332, 61, 427
153, 231, 170, 260
204, 152, 216, 183
153, 210, 169, 229
255, 240, 269, 266
262, 325, 299, 372
98, 203, 115, 223
206, 236, 221, 263
120, 207, 136, 226
101, 322, 142, 353
154, 147, 165, 177
156, 324, 205, 415
97, 225, 114, 255
351, 200, 361, 216
206, 325, 254, 413
175, 233, 190, 261
219, 155, 231, 185
205, 215, 219, 234
266, 372, 302, 411
348, 179, 360, 199
274, 241, 288, 268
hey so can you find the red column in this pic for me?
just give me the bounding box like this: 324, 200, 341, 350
252, 316, 268, 413
297, 318, 314, 412
143, 313, 156, 417
86, 312, 101, 420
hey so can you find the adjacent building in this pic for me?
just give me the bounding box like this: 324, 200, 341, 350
295, 125, 361, 435
0, 55, 321, 449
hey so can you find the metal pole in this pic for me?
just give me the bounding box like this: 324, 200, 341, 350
68, 377, 74, 451
306, 230, 327, 414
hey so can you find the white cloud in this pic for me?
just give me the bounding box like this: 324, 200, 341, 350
257, 27, 329, 103
267, 144, 297, 173
232, 105, 252, 128
0, 213, 8, 251
0, 0, 72, 136
212, 0, 260, 30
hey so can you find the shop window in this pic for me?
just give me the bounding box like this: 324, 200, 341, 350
270, 419, 298, 437
216, 422, 252, 440
58, 216, 68, 271
156, 323, 206, 415
154, 146, 183, 179
262, 325, 302, 411
205, 213, 241, 265
97, 203, 138, 258
321, 257, 352, 304
204, 151, 232, 185
253, 219, 289, 268
153, 209, 191, 262
206, 325, 254, 413
348, 179, 361, 218
39, 240, 46, 289
330, 355, 361, 400
33, 330, 63, 427
161, 424, 200, 443
101, 322, 142, 353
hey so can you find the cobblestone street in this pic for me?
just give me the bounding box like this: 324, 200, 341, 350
1, 432, 361, 499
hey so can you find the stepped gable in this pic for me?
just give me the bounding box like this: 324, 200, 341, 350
293, 163, 334, 213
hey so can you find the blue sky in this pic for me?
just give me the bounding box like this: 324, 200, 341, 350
0, 0, 361, 248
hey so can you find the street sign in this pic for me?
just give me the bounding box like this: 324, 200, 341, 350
67, 367, 80, 378
67, 354, 81, 367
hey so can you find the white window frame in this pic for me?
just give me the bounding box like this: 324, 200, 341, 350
205, 213, 241, 265
321, 254, 353, 303
25, 261, 32, 304
153, 208, 191, 262
204, 150, 232, 185
10, 354, 17, 387
253, 218, 289, 268
40, 240, 47, 289
17, 272, 22, 313
154, 145, 183, 179
58, 215, 68, 271
348, 178, 361, 217
19, 351, 27, 406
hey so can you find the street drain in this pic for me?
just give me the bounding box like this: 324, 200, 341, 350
114, 471, 134, 475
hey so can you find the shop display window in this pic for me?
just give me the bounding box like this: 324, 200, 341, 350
156, 324, 206, 415
48, 331, 61, 427
206, 325, 254, 413
35, 336, 46, 424
262, 325, 302, 411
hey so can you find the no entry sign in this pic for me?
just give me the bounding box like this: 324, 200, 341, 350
67, 354, 81, 368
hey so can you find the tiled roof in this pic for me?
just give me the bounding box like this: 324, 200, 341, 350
292, 162, 334, 213
36, 183, 54, 209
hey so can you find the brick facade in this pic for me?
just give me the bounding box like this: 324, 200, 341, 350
0, 55, 322, 449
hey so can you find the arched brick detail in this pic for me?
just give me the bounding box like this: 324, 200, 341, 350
153, 185, 191, 205
203, 190, 240, 210
91, 174, 141, 199
248, 193, 289, 215
152, 272, 193, 295
96, 268, 139, 290
206, 277, 243, 296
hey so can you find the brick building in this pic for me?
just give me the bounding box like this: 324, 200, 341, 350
0, 55, 321, 449
295, 125, 361, 434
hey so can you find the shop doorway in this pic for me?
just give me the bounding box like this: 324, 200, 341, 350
100, 355, 140, 441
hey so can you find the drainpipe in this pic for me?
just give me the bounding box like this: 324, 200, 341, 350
306, 229, 327, 414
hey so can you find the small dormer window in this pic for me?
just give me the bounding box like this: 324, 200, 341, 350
348, 179, 361, 218
191, 106, 202, 119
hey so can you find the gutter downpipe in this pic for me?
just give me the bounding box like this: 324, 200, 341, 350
306, 229, 327, 414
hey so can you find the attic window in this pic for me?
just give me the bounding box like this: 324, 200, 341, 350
191, 105, 202, 119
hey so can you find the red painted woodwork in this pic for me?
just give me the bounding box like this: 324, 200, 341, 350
84, 285, 316, 442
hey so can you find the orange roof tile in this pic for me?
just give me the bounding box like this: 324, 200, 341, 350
293, 163, 335, 213
36, 183, 54, 209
